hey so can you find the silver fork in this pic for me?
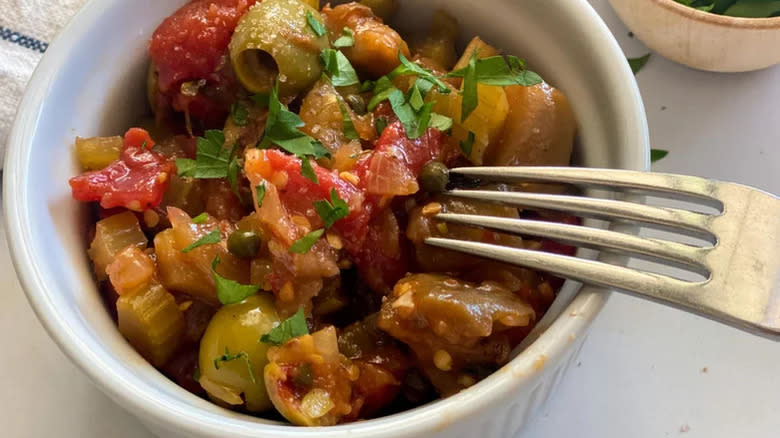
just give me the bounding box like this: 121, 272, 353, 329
425, 167, 780, 340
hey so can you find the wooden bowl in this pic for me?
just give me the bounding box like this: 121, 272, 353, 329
609, 0, 780, 72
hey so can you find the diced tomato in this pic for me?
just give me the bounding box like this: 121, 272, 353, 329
246, 149, 375, 250
354, 120, 446, 196
149, 0, 257, 125
70, 128, 174, 211
351, 210, 409, 293
149, 0, 256, 91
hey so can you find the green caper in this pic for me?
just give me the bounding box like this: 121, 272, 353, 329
345, 94, 367, 115
420, 161, 449, 193
227, 230, 262, 259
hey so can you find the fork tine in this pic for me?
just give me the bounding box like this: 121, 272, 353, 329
425, 237, 695, 296
436, 213, 709, 270
446, 190, 714, 237
450, 166, 721, 203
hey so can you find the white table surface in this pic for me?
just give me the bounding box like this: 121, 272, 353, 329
1, 1, 778, 436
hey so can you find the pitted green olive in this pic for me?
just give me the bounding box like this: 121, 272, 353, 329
229, 0, 330, 96
198, 293, 280, 412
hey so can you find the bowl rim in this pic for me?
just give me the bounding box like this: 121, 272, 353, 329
2, 0, 649, 436
654, 0, 780, 28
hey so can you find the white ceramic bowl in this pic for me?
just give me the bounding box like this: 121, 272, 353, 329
610, 0, 780, 72
3, 0, 648, 437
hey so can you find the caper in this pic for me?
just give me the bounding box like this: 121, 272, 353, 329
227, 230, 262, 259
420, 161, 449, 193
345, 94, 367, 115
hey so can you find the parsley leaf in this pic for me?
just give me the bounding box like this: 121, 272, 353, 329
300, 158, 319, 184
408, 84, 425, 111
367, 76, 399, 111
387, 88, 423, 138
338, 100, 360, 140
461, 50, 479, 122
429, 113, 453, 132
306, 11, 327, 37
231, 102, 249, 126
460, 131, 476, 157
191, 213, 209, 224
259, 308, 309, 345
314, 188, 350, 228
447, 55, 543, 87
182, 229, 221, 253
176, 130, 243, 182
628, 54, 651, 74
255, 184, 266, 208
213, 347, 256, 383
289, 229, 325, 254
212, 256, 260, 305
175, 158, 197, 177
333, 27, 355, 48
650, 149, 669, 162
320, 49, 359, 87
389, 52, 451, 93
261, 82, 330, 161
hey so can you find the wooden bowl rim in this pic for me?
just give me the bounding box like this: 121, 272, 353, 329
655, 0, 780, 29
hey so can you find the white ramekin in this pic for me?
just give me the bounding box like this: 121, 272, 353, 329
3, 0, 648, 436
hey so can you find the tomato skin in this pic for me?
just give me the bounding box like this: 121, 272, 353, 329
149, 0, 256, 91
149, 0, 257, 125
354, 121, 447, 196
69, 128, 174, 211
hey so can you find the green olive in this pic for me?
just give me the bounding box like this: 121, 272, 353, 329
227, 230, 262, 259
198, 293, 281, 412
345, 94, 367, 115
420, 161, 449, 193
229, 0, 330, 97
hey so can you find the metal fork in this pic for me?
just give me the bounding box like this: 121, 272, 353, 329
425, 167, 780, 340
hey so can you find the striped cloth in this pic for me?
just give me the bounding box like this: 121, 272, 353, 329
0, 0, 87, 167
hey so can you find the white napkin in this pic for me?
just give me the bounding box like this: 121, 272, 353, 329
0, 0, 88, 167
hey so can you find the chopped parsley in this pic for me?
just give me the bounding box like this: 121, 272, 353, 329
176, 130, 233, 179
447, 54, 543, 121
259, 308, 309, 345
338, 100, 360, 140
314, 188, 350, 228
333, 27, 355, 48
305, 11, 327, 37
367, 76, 398, 111
213, 347, 256, 383
181, 229, 221, 253
258, 83, 330, 158
388, 52, 451, 94
231, 102, 249, 126
429, 113, 453, 132
320, 49, 359, 87
212, 256, 260, 305
255, 183, 266, 208
651, 149, 669, 163
300, 158, 319, 184
191, 213, 209, 224
460, 131, 476, 157
628, 54, 651, 74
460, 51, 479, 122
447, 55, 543, 87
289, 229, 325, 254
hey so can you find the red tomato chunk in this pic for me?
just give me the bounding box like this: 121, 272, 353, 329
69, 128, 174, 211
